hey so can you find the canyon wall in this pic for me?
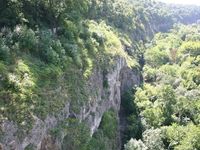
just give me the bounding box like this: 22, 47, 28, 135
1, 57, 141, 150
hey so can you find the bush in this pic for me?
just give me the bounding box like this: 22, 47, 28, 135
142, 107, 165, 128
124, 138, 147, 150
18, 26, 38, 53
145, 47, 169, 67
180, 41, 200, 56
143, 129, 165, 150
143, 65, 157, 82
165, 124, 200, 150
87, 131, 111, 150
87, 110, 118, 150
61, 119, 91, 150
0, 39, 10, 62
100, 110, 118, 139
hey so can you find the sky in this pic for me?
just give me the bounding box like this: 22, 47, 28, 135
156, 0, 200, 5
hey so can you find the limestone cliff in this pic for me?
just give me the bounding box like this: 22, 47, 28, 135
1, 56, 141, 150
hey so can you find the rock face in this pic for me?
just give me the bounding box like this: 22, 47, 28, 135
1, 56, 141, 150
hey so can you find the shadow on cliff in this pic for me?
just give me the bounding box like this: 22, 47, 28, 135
119, 89, 143, 150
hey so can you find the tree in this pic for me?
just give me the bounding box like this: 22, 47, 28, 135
145, 47, 169, 67
165, 124, 200, 150
143, 129, 165, 150
124, 138, 147, 150
159, 85, 176, 125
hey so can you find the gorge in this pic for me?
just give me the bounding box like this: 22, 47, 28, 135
0, 0, 200, 150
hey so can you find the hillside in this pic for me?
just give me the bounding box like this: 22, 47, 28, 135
0, 0, 200, 150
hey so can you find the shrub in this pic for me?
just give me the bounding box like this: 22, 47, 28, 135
165, 124, 200, 150
145, 47, 169, 67
143, 129, 165, 150
180, 41, 200, 56
124, 138, 147, 150
18, 26, 38, 53
0, 39, 10, 62
61, 119, 91, 150
143, 65, 157, 82
100, 110, 118, 139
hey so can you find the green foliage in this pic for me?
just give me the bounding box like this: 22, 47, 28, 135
124, 138, 147, 150
160, 85, 176, 125
121, 91, 137, 115
99, 109, 118, 139
142, 107, 165, 128
127, 114, 142, 140
164, 124, 200, 150
0, 38, 11, 62
87, 109, 118, 150
52, 111, 118, 150
180, 41, 200, 57
0, 0, 23, 27
50, 118, 91, 150
145, 47, 169, 67
142, 129, 165, 150
87, 130, 111, 150
61, 119, 91, 150
121, 90, 142, 143
125, 23, 200, 150
0, 17, 137, 141
0, 17, 138, 131
18, 26, 37, 52
1, 0, 200, 149
143, 66, 157, 82
0, 59, 35, 130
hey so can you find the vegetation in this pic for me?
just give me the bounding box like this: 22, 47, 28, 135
0, 6, 134, 132
0, 0, 200, 149
125, 24, 200, 150
87, 109, 118, 150
50, 109, 118, 150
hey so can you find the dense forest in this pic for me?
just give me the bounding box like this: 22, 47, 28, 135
124, 24, 200, 150
0, 0, 200, 150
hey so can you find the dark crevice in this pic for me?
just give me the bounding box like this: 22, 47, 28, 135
119, 89, 143, 150
119, 65, 144, 149
119, 104, 128, 150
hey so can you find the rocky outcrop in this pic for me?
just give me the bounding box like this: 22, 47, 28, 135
1, 56, 140, 150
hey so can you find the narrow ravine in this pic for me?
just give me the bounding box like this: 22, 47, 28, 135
119, 104, 128, 150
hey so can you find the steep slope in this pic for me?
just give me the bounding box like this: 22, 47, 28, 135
0, 0, 200, 150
